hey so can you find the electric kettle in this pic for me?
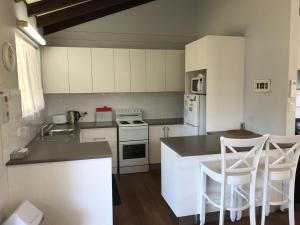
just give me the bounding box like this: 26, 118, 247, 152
67, 111, 82, 124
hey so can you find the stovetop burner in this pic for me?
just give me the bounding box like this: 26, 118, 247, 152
120, 121, 130, 125
133, 120, 144, 124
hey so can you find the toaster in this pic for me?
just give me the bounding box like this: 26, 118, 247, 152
52, 114, 67, 124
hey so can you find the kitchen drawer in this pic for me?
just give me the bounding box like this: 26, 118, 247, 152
80, 128, 116, 143
80, 128, 118, 173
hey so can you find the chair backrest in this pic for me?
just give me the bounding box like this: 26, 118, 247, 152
267, 135, 300, 171
220, 135, 268, 176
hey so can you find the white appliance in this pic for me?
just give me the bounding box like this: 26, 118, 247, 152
184, 94, 206, 135
3, 201, 43, 225
191, 74, 206, 94
51, 114, 67, 124
116, 108, 149, 174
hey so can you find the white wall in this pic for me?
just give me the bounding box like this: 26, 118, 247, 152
45, 0, 199, 49
45, 93, 184, 122
0, 0, 45, 222
196, 0, 297, 135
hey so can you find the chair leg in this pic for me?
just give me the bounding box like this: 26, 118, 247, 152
249, 180, 256, 225
219, 182, 226, 225
261, 173, 268, 225
236, 185, 243, 221
200, 169, 206, 225
288, 173, 296, 225
230, 185, 236, 222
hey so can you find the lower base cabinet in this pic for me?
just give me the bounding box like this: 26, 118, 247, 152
149, 124, 198, 164
80, 128, 118, 174
8, 158, 113, 225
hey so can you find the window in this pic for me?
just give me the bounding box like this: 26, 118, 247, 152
15, 34, 44, 118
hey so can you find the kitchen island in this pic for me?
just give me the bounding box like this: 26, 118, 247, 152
6, 123, 114, 225
160, 131, 282, 219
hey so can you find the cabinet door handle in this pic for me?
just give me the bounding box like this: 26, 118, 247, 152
93, 137, 106, 141
167, 127, 170, 137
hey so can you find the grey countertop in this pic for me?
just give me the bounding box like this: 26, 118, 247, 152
145, 118, 184, 126
161, 130, 261, 157
6, 122, 114, 166
78, 121, 118, 129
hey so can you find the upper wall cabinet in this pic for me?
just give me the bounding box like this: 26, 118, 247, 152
92, 48, 115, 93
68, 48, 92, 93
130, 49, 146, 92
114, 49, 131, 92
146, 50, 166, 92
166, 50, 185, 92
42, 47, 185, 94
42, 47, 69, 93
185, 38, 207, 72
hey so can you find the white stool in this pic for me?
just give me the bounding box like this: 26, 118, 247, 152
261, 135, 300, 225
199, 135, 268, 225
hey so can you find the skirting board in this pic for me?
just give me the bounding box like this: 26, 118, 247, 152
149, 163, 161, 171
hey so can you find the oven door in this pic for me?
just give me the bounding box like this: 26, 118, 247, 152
119, 140, 149, 167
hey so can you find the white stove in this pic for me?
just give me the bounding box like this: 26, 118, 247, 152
115, 109, 149, 174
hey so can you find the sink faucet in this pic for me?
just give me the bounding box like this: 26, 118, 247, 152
40, 123, 55, 137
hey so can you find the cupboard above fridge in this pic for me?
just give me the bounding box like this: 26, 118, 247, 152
185, 35, 245, 133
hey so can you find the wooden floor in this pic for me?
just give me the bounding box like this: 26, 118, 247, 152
113, 170, 300, 225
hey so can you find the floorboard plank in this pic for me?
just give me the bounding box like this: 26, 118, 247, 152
113, 170, 300, 225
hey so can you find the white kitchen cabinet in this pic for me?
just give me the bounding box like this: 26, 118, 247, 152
149, 125, 165, 164
8, 158, 112, 225
146, 50, 166, 92
42, 47, 69, 93
166, 50, 185, 92
130, 49, 146, 92
185, 36, 245, 132
80, 128, 118, 174
92, 48, 115, 92
149, 124, 198, 164
166, 124, 198, 137
42, 47, 185, 94
114, 49, 131, 92
185, 38, 207, 72
68, 48, 92, 93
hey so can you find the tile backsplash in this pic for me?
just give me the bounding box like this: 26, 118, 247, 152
1, 89, 45, 163
45, 92, 184, 122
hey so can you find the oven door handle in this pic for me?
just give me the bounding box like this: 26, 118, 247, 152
119, 126, 147, 131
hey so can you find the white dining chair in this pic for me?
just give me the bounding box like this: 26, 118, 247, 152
199, 135, 268, 225
261, 135, 300, 225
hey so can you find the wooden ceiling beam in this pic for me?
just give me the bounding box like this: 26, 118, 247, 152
42, 0, 154, 35
37, 0, 153, 27
27, 0, 89, 17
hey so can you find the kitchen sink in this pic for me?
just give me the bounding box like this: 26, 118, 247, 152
35, 134, 75, 143
48, 129, 75, 136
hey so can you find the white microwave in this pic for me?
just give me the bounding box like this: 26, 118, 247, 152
191, 74, 206, 94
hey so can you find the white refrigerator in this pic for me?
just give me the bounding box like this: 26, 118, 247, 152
184, 94, 206, 135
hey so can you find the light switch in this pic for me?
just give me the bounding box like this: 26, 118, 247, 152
289, 80, 297, 98
0, 92, 10, 124
288, 99, 296, 112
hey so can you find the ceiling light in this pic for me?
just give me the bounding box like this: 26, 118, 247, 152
17, 20, 46, 46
